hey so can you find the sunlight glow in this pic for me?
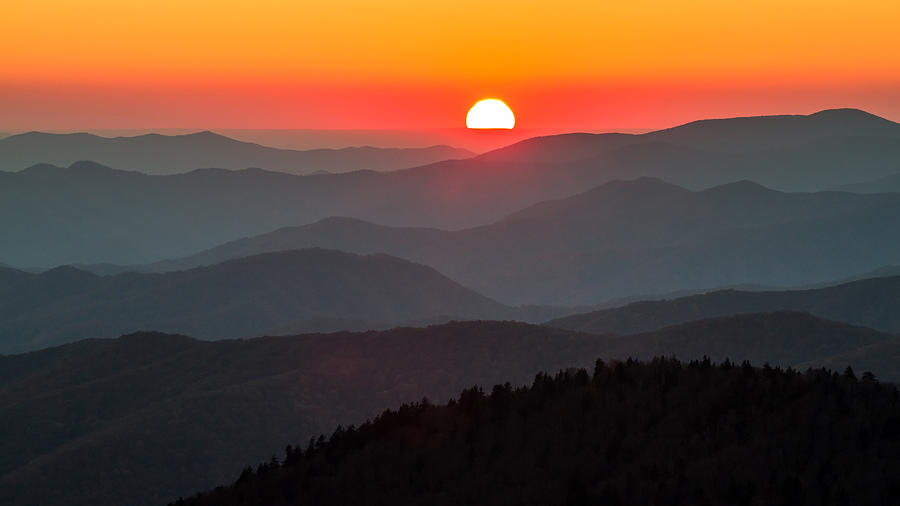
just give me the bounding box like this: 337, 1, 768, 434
466, 99, 515, 129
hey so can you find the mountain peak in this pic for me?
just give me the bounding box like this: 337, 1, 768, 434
646, 108, 900, 153
584, 176, 690, 197
186, 130, 227, 139
68, 160, 116, 172
810, 107, 883, 118
39, 265, 100, 283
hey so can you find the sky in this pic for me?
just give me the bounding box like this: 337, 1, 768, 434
3, 0, 900, 134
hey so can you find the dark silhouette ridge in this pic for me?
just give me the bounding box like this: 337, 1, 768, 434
643, 107, 900, 150
174, 356, 900, 506
477, 108, 900, 161
94, 177, 900, 305
1, 313, 898, 506
0, 130, 474, 175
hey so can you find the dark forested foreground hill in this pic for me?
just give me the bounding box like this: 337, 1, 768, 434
0, 130, 474, 175
0, 322, 607, 506
4, 109, 900, 269
1, 314, 898, 506
546, 275, 900, 334
122, 178, 900, 305
0, 249, 521, 354
174, 358, 900, 506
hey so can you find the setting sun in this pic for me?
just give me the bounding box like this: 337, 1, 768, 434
466, 99, 515, 129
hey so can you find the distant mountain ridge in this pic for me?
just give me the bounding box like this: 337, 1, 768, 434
546, 275, 900, 334
101, 177, 900, 305
4, 109, 900, 268
0, 130, 474, 175
477, 108, 900, 190
479, 108, 900, 161
0, 249, 520, 354
831, 172, 900, 193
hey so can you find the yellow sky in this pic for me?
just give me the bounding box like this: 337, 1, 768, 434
2, 0, 899, 129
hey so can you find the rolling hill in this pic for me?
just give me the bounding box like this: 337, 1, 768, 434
0, 249, 516, 354
3, 109, 900, 268
0, 130, 473, 175
545, 275, 900, 334
115, 177, 900, 305
1, 314, 895, 506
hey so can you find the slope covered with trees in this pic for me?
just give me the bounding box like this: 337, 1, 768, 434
2, 314, 897, 506
174, 357, 900, 506
0, 322, 605, 506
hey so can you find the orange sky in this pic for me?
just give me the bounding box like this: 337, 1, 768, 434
3, 0, 900, 132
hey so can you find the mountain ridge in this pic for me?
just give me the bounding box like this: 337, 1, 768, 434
0, 130, 474, 175
5, 109, 900, 268
545, 275, 900, 334
87, 177, 900, 305
0, 248, 520, 354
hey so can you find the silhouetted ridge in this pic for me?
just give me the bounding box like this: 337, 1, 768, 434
477, 132, 638, 163
173, 357, 900, 506
0, 130, 474, 175
699, 179, 777, 196
809, 107, 897, 123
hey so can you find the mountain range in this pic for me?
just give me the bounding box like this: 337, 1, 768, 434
0, 130, 473, 175
96, 177, 900, 305
0, 249, 526, 354
5, 230, 900, 354
481, 108, 900, 191
4, 109, 900, 268
6, 107, 900, 505
2, 313, 895, 506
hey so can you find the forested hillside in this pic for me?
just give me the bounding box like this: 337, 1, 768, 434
174, 358, 900, 506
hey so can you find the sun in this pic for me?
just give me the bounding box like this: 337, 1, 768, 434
466, 99, 515, 129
